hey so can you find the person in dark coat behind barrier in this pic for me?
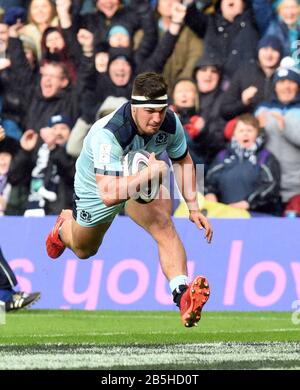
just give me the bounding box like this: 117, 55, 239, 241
155, 0, 203, 93
0, 127, 19, 216
56, 0, 158, 62
0, 18, 33, 141
66, 4, 188, 158
205, 114, 281, 215
221, 35, 284, 121
24, 61, 79, 133
183, 0, 259, 83
191, 53, 226, 166
170, 76, 224, 168
40, 26, 78, 83
7, 114, 75, 216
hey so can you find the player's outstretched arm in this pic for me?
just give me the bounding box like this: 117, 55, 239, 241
172, 151, 213, 243
189, 210, 213, 244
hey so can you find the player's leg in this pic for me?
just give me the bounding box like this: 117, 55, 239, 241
46, 190, 124, 260
46, 209, 112, 260
125, 186, 210, 327
0, 247, 41, 311
125, 186, 187, 280
61, 218, 112, 259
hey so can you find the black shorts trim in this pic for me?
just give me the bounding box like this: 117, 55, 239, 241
72, 192, 80, 220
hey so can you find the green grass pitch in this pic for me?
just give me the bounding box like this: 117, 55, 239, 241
0, 310, 300, 370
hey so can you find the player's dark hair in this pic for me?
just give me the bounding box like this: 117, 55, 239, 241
132, 72, 168, 99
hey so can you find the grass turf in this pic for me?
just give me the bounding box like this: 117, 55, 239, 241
0, 310, 299, 369
0, 310, 299, 344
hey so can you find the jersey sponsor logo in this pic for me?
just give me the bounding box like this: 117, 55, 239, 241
80, 210, 92, 222
154, 133, 168, 145
99, 144, 112, 163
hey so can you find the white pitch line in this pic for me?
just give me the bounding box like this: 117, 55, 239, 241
0, 342, 300, 369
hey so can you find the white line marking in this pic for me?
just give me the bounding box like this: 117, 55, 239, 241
0, 342, 300, 369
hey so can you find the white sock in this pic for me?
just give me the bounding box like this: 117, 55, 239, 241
169, 275, 188, 294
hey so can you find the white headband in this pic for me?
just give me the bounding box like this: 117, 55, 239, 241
131, 95, 168, 108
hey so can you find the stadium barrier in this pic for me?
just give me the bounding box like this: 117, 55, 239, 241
0, 216, 299, 311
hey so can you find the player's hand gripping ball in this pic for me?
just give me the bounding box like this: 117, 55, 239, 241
122, 150, 161, 203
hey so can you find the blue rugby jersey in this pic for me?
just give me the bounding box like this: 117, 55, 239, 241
75, 102, 187, 199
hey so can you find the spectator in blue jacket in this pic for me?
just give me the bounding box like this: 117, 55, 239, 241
0, 1, 29, 11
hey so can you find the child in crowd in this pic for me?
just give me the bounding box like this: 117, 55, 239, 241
205, 114, 281, 215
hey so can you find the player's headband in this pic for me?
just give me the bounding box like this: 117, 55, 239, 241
131, 95, 168, 108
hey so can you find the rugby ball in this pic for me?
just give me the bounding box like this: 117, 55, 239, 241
122, 150, 160, 203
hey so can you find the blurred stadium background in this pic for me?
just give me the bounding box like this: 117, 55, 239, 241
1, 0, 300, 373
0, 216, 299, 370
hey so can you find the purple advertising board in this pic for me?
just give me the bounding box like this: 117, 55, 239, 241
0, 216, 299, 311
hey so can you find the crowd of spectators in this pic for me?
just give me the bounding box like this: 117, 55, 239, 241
0, 0, 300, 218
